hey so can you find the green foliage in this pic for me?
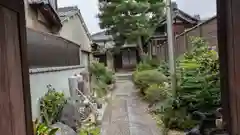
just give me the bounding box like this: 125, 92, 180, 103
33, 119, 59, 135
143, 56, 160, 68
90, 61, 114, 85
98, 0, 165, 47
159, 37, 220, 130
158, 61, 170, 77
90, 61, 106, 78
178, 37, 220, 113
136, 62, 154, 71
79, 122, 100, 135
40, 86, 67, 125
145, 83, 170, 104
92, 79, 108, 98
90, 61, 115, 98
133, 69, 167, 94
161, 107, 198, 130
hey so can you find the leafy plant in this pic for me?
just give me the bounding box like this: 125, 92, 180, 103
133, 69, 167, 94
161, 107, 198, 130
79, 122, 100, 135
33, 119, 58, 135
92, 79, 108, 98
177, 37, 220, 113
135, 56, 160, 72
136, 62, 154, 71
40, 85, 67, 125
90, 61, 114, 85
158, 61, 170, 77
90, 62, 107, 78
159, 37, 220, 130
144, 83, 170, 104
144, 56, 160, 68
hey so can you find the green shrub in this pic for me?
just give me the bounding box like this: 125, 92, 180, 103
136, 62, 153, 71
133, 70, 167, 94
33, 119, 59, 135
79, 122, 100, 135
92, 80, 108, 98
161, 107, 198, 130
145, 57, 160, 68
99, 70, 114, 85
40, 85, 67, 125
178, 37, 220, 113
136, 57, 160, 72
89, 61, 106, 77
158, 61, 170, 77
159, 37, 220, 130
90, 61, 114, 85
145, 84, 170, 104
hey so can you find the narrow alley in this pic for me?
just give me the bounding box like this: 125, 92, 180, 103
101, 75, 162, 135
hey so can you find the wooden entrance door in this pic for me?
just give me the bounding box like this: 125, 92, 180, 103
0, 1, 33, 135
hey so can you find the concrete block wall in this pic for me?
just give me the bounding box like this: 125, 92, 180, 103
29, 66, 86, 120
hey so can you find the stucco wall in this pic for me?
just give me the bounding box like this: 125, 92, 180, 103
59, 15, 91, 52
29, 66, 85, 120
24, 0, 52, 33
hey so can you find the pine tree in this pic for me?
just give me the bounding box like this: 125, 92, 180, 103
98, 0, 165, 57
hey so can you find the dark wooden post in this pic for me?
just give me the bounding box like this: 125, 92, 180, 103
217, 0, 240, 134
0, 0, 33, 135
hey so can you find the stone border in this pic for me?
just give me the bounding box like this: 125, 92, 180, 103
29, 65, 85, 74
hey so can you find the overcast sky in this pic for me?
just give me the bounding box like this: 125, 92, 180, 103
58, 0, 216, 34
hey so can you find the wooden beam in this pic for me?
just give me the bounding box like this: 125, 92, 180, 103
217, 0, 240, 134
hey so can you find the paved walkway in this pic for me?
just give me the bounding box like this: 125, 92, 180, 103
101, 79, 162, 135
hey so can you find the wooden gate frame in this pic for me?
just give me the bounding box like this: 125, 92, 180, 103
217, 0, 240, 134
0, 0, 33, 135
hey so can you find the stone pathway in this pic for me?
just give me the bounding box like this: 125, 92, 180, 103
101, 78, 162, 135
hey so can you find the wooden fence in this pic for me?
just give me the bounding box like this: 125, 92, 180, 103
155, 16, 217, 61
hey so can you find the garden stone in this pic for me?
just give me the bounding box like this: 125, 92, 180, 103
60, 101, 81, 131
51, 122, 77, 135
60, 98, 92, 131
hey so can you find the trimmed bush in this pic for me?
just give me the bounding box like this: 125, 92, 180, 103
133, 70, 167, 94
145, 84, 170, 104
90, 61, 114, 85
136, 62, 153, 71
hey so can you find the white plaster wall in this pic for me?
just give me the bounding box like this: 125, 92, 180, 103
29, 66, 85, 120
59, 15, 91, 52
81, 51, 89, 67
